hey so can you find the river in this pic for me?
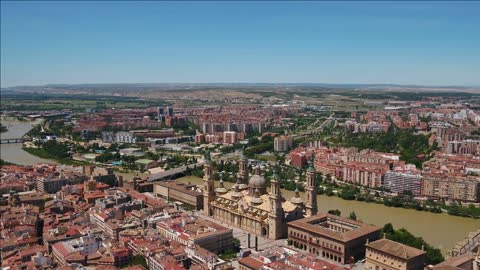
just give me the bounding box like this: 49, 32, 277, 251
176, 175, 479, 254
0, 118, 56, 165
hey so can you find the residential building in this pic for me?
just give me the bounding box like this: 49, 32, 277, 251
185, 244, 227, 270
115, 132, 137, 144
195, 134, 206, 144
342, 163, 388, 188
52, 234, 103, 267
102, 131, 115, 143
274, 136, 293, 152
290, 152, 308, 168
156, 215, 233, 254
223, 131, 237, 144
384, 171, 422, 196
421, 176, 480, 203
37, 175, 87, 193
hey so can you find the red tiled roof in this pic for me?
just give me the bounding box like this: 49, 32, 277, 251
239, 257, 265, 270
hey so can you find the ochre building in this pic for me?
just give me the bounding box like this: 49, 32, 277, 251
202, 151, 319, 240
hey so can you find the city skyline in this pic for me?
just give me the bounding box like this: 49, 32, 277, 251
2, 1, 480, 87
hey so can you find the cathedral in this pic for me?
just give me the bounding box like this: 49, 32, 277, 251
202, 151, 318, 240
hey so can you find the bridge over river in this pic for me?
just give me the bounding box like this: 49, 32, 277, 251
0, 138, 26, 144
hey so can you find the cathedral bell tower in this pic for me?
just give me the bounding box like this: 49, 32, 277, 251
203, 151, 215, 216
268, 167, 284, 239
238, 149, 249, 185
305, 157, 318, 216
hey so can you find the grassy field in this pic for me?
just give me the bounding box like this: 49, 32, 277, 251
255, 154, 277, 161
1, 93, 169, 112
22, 147, 88, 166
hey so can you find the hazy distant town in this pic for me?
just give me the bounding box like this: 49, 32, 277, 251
1, 85, 479, 270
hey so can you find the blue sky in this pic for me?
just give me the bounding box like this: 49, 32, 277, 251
1, 1, 479, 87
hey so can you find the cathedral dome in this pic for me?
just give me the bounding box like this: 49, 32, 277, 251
249, 174, 266, 189
248, 165, 267, 196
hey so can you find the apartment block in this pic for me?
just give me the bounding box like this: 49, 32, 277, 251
384, 171, 422, 196
421, 176, 480, 203
274, 135, 293, 152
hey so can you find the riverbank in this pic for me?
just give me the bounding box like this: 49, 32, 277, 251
0, 118, 57, 165
318, 180, 480, 219
0, 159, 17, 166
204, 162, 480, 220
22, 146, 88, 166
175, 175, 480, 254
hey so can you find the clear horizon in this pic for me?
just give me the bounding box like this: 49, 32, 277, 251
2, 1, 480, 88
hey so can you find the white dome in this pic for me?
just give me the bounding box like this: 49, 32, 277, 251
249, 174, 266, 188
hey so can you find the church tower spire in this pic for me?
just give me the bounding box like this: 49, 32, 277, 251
305, 156, 318, 216
203, 151, 215, 216
268, 167, 284, 239
238, 148, 249, 185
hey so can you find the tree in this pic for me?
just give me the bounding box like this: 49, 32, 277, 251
328, 209, 341, 216
126, 255, 148, 268
382, 223, 394, 234
349, 211, 357, 220
232, 238, 241, 252
340, 186, 360, 200
382, 223, 444, 264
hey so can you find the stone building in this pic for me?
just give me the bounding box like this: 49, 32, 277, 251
202, 151, 318, 240
287, 213, 381, 264
365, 238, 426, 270
154, 181, 203, 210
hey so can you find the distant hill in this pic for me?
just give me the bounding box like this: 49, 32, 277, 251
2, 82, 479, 95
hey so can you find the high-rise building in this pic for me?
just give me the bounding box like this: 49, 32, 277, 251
290, 152, 307, 168
274, 135, 293, 152
157, 107, 164, 122
115, 131, 137, 144
384, 171, 422, 196
223, 131, 237, 144
195, 133, 206, 144
167, 106, 174, 117
421, 176, 480, 203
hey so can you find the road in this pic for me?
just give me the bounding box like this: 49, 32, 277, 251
293, 112, 335, 140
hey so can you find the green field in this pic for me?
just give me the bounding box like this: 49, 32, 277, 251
0, 93, 169, 112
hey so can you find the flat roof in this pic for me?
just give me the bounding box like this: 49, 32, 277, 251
156, 181, 202, 197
